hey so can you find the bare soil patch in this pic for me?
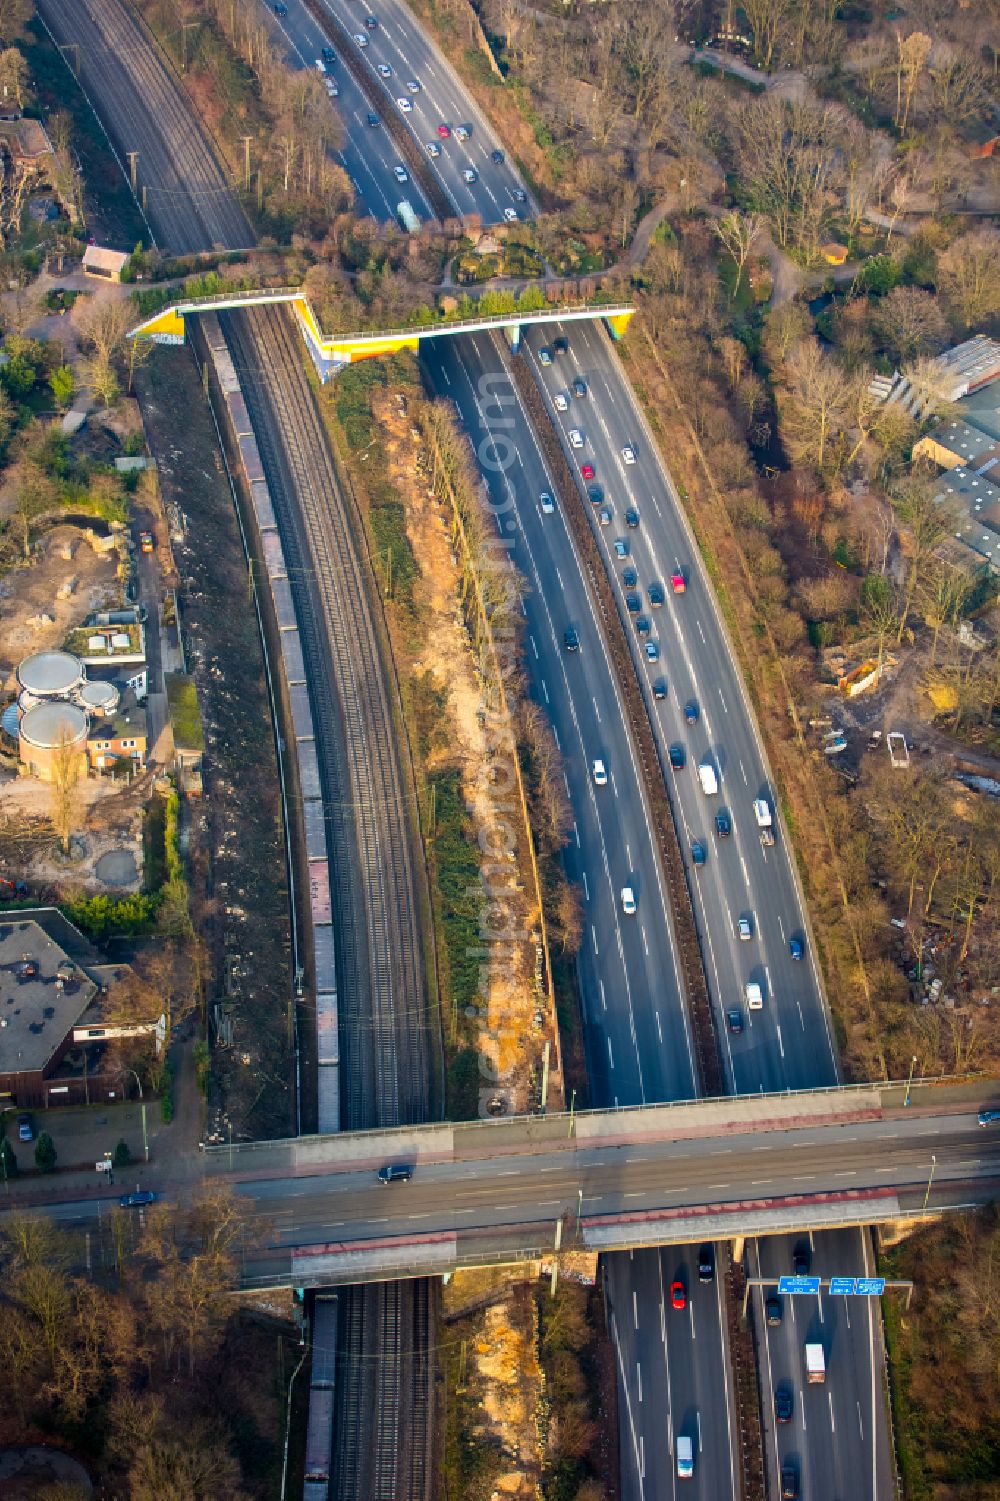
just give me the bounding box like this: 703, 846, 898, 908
0, 524, 119, 688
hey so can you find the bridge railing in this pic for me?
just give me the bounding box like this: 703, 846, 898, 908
204, 1073, 978, 1157
133, 287, 634, 345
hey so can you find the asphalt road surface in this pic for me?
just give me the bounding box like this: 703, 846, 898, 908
423, 327, 739, 1499
517, 315, 897, 1501
262, 0, 529, 223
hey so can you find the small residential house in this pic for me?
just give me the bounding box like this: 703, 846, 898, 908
87, 699, 148, 773
82, 244, 130, 282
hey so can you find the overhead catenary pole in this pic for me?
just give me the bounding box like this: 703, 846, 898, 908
127, 151, 138, 194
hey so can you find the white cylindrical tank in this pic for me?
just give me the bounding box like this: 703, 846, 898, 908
16, 650, 85, 704
18, 700, 89, 781
79, 680, 119, 717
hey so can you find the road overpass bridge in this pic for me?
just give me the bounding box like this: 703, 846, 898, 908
128, 286, 635, 378
215, 1081, 999, 1288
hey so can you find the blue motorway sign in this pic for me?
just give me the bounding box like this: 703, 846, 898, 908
830, 1277, 857, 1295
856, 1277, 885, 1296
778, 1275, 821, 1295
823, 1277, 887, 1296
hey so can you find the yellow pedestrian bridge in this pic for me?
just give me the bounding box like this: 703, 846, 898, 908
129, 285, 635, 379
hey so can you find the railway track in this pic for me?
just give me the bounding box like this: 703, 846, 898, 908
37, 0, 252, 254
41, 3, 439, 1492
221, 305, 436, 1499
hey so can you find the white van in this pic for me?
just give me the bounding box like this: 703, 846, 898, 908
676, 1434, 694, 1479
698, 761, 718, 795
745, 980, 763, 1010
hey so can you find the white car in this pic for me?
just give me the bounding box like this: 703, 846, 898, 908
737, 915, 753, 941
394, 165, 408, 183
426, 141, 441, 157
540, 491, 554, 515
353, 33, 369, 47
554, 391, 569, 412
315, 59, 326, 72
397, 97, 413, 112
622, 444, 637, 465
406, 78, 421, 93
568, 429, 584, 448
503, 207, 519, 222
325, 79, 339, 96
455, 124, 469, 140
593, 758, 608, 787
377, 62, 391, 77
621, 886, 637, 915
462, 167, 478, 183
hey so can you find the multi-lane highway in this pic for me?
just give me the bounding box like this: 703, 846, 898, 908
423, 327, 740, 1496
517, 315, 896, 1499
263, 0, 529, 223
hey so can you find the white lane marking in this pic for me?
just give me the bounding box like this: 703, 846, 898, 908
740, 759, 748, 784
599, 977, 606, 1010
563, 772, 571, 798
641, 925, 649, 957
828, 1391, 836, 1432
857, 1400, 864, 1440
718, 689, 728, 713
573, 820, 580, 847
530, 635, 538, 659
633, 1290, 639, 1329
777, 915, 786, 941
607, 1036, 614, 1069
593, 696, 602, 723
697, 620, 706, 643
552, 726, 560, 750
655, 1012, 662, 1043
776, 1024, 785, 1059
541, 680, 549, 704
583, 873, 590, 902
591, 925, 599, 955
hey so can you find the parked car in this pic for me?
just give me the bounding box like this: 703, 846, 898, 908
17, 1113, 33, 1142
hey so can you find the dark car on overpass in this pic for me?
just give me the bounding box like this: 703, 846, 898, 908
377, 1164, 413, 1184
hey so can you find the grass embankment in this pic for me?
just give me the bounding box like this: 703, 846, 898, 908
324, 355, 485, 1117
880, 1210, 1000, 1498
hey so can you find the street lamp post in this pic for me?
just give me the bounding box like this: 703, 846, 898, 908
567, 1089, 576, 1138
575, 1186, 583, 1239
904, 1054, 918, 1108
128, 1070, 149, 1162
922, 1153, 937, 1213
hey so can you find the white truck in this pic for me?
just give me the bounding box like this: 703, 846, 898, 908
396, 199, 421, 233
805, 1342, 826, 1384
697, 761, 718, 795
676, 1434, 694, 1479
753, 797, 775, 846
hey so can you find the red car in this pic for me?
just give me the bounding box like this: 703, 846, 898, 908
670, 572, 686, 594
581, 462, 595, 480
670, 1280, 686, 1310
437, 123, 451, 138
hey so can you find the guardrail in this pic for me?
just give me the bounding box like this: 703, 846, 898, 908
509, 350, 724, 1095
202, 1073, 980, 1156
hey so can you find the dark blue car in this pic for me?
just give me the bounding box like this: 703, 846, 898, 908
789, 935, 804, 960
119, 1190, 156, 1208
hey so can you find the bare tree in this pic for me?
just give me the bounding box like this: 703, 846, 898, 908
893, 31, 932, 133
937, 229, 1000, 329
778, 338, 850, 475
871, 286, 948, 366
49, 724, 85, 856
715, 211, 764, 298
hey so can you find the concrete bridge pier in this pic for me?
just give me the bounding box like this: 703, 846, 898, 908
731, 1235, 745, 1265
505, 322, 522, 353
